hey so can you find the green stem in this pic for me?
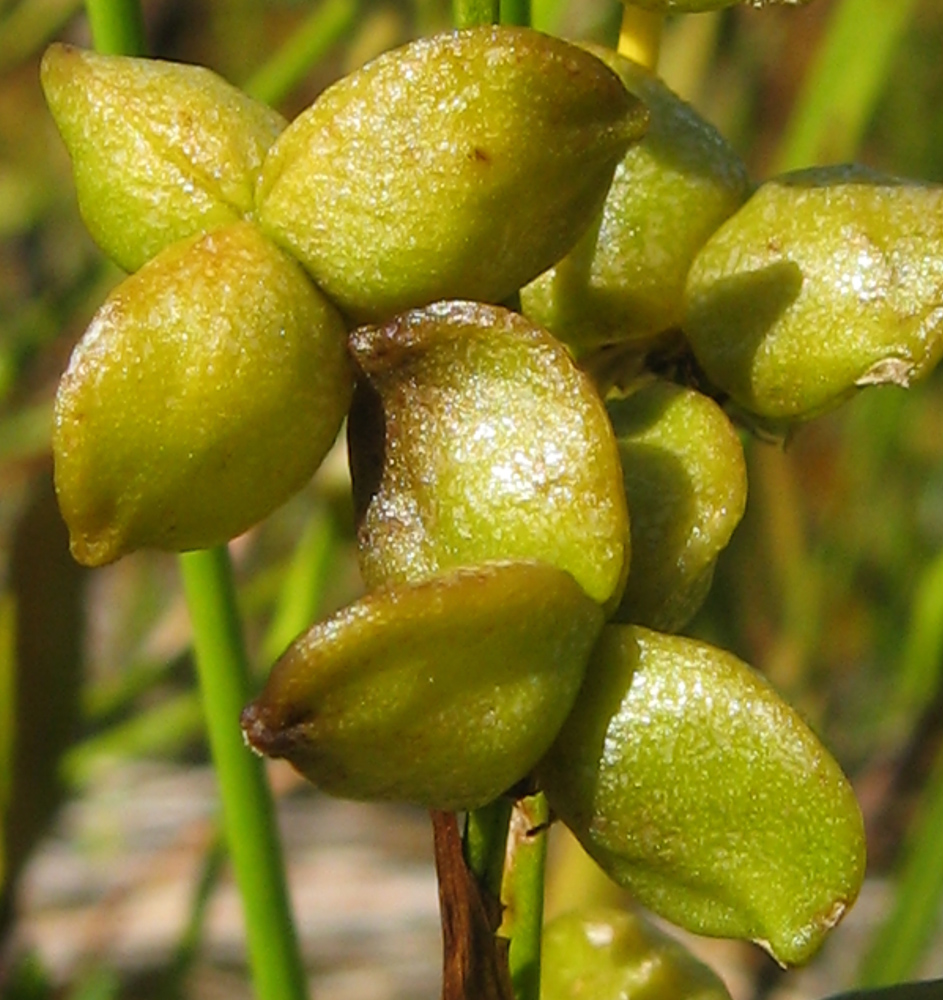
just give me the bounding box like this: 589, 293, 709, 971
84, 0, 146, 54
500, 0, 531, 26
503, 793, 550, 1000
180, 548, 308, 1000
464, 798, 513, 900
452, 0, 500, 29
530, 0, 567, 34
617, 4, 662, 71
243, 0, 359, 107
775, 0, 918, 170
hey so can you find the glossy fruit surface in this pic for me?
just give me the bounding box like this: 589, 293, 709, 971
54, 221, 351, 565
41, 43, 285, 273
348, 301, 630, 607
542, 907, 732, 1000
242, 560, 605, 810
257, 26, 647, 322
684, 165, 943, 421
608, 380, 747, 631
539, 625, 866, 966
522, 47, 748, 355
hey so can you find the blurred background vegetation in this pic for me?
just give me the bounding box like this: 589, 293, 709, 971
3, 0, 943, 997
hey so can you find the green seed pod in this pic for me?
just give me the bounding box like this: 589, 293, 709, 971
257, 27, 648, 323
608, 381, 746, 632
347, 301, 630, 608
242, 561, 605, 811
538, 625, 866, 966
683, 165, 943, 421
41, 43, 285, 273
521, 48, 749, 356
542, 907, 732, 1000
54, 221, 352, 566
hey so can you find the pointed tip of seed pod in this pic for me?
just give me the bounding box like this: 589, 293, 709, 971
240, 700, 312, 761
41, 40, 76, 66
240, 702, 276, 754
66, 526, 126, 568
755, 896, 851, 967
40, 42, 83, 95
347, 320, 407, 374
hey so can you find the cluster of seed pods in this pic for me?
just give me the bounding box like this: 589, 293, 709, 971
42, 6, 943, 977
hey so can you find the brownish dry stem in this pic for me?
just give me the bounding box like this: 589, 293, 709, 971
431, 809, 514, 1000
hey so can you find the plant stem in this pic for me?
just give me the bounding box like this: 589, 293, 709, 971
452, 0, 500, 29
434, 810, 515, 1000
464, 798, 513, 900
503, 793, 550, 1000
180, 547, 309, 1000
84, 0, 145, 54
500, 0, 531, 26
617, 4, 662, 71
775, 0, 918, 171
530, 0, 567, 34
243, 0, 359, 107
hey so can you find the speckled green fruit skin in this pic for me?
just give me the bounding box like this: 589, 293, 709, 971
522, 48, 748, 356
538, 625, 866, 966
41, 43, 285, 273
608, 381, 746, 632
54, 221, 352, 566
257, 26, 647, 323
684, 165, 943, 421
241, 561, 605, 811
542, 908, 732, 1000
347, 301, 630, 609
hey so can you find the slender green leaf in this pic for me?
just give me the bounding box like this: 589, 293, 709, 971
776, 0, 920, 170
243, 0, 359, 107
896, 549, 943, 717
261, 510, 336, 664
